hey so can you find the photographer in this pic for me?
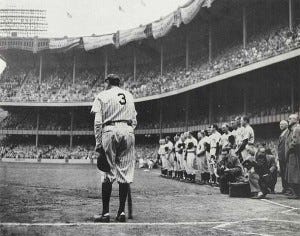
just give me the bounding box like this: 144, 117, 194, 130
246, 146, 277, 199
217, 136, 243, 194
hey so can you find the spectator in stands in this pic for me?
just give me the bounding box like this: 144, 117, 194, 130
1, 23, 300, 102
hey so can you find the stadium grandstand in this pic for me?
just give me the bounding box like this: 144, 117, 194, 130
0, 0, 300, 159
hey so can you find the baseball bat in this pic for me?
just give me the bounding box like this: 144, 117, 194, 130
127, 184, 133, 219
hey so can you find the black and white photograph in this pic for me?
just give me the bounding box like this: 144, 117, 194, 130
0, 0, 300, 235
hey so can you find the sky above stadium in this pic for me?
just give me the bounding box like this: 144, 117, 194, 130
0, 0, 189, 37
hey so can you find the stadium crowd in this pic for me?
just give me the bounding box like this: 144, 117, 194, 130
0, 144, 95, 160
0, 143, 157, 165
0, 24, 300, 102
156, 114, 300, 199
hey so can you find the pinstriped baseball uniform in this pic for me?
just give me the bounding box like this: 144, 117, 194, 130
196, 136, 209, 174
165, 141, 174, 171
91, 86, 137, 184
184, 136, 198, 175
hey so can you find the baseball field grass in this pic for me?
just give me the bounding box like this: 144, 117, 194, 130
0, 162, 299, 235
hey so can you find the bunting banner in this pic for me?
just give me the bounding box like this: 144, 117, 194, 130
82, 34, 115, 51
180, 0, 205, 25
49, 37, 81, 50
152, 11, 181, 39
117, 25, 147, 47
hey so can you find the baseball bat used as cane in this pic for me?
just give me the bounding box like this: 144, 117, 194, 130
127, 184, 133, 219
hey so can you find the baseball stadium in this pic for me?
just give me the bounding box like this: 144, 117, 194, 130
1, 0, 300, 235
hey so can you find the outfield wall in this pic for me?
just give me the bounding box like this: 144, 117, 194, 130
0, 158, 94, 164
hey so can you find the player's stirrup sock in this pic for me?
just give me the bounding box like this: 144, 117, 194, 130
118, 183, 129, 215
102, 181, 112, 215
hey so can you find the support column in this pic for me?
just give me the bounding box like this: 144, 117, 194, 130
35, 109, 40, 148
185, 34, 189, 70
159, 100, 163, 139
208, 86, 213, 124
160, 43, 164, 76
133, 47, 137, 81
185, 94, 190, 131
39, 54, 43, 84
72, 55, 76, 85
104, 49, 108, 79
208, 21, 212, 64
70, 108, 74, 149
291, 76, 295, 113
243, 79, 248, 115
289, 0, 294, 31
224, 82, 229, 119
243, 5, 247, 49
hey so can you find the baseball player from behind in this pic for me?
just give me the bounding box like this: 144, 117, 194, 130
91, 74, 137, 223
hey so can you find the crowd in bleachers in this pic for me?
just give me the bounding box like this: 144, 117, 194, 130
0, 143, 157, 162
1, 143, 98, 160
0, 24, 300, 102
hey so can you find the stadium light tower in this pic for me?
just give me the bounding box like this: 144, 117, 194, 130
0, 4, 47, 38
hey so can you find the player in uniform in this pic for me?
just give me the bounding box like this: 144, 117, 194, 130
220, 123, 230, 150
196, 130, 210, 184
177, 133, 187, 180
91, 74, 137, 223
208, 124, 221, 185
237, 116, 255, 161
165, 136, 174, 178
184, 132, 198, 182
158, 139, 167, 176
173, 135, 181, 179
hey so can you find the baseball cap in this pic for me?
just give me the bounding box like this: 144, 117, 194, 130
105, 74, 120, 85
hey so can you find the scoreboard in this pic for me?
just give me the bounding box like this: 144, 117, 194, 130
0, 9, 47, 38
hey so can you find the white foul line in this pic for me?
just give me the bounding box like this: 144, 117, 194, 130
213, 218, 300, 236
0, 221, 225, 227
1, 219, 300, 228
260, 199, 297, 210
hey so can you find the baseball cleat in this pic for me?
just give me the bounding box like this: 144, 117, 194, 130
94, 214, 110, 223
116, 212, 126, 222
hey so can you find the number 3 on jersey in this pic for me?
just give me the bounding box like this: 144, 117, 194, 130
118, 93, 126, 105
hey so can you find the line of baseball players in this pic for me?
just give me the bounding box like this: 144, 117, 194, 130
158, 114, 300, 199
158, 116, 254, 185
